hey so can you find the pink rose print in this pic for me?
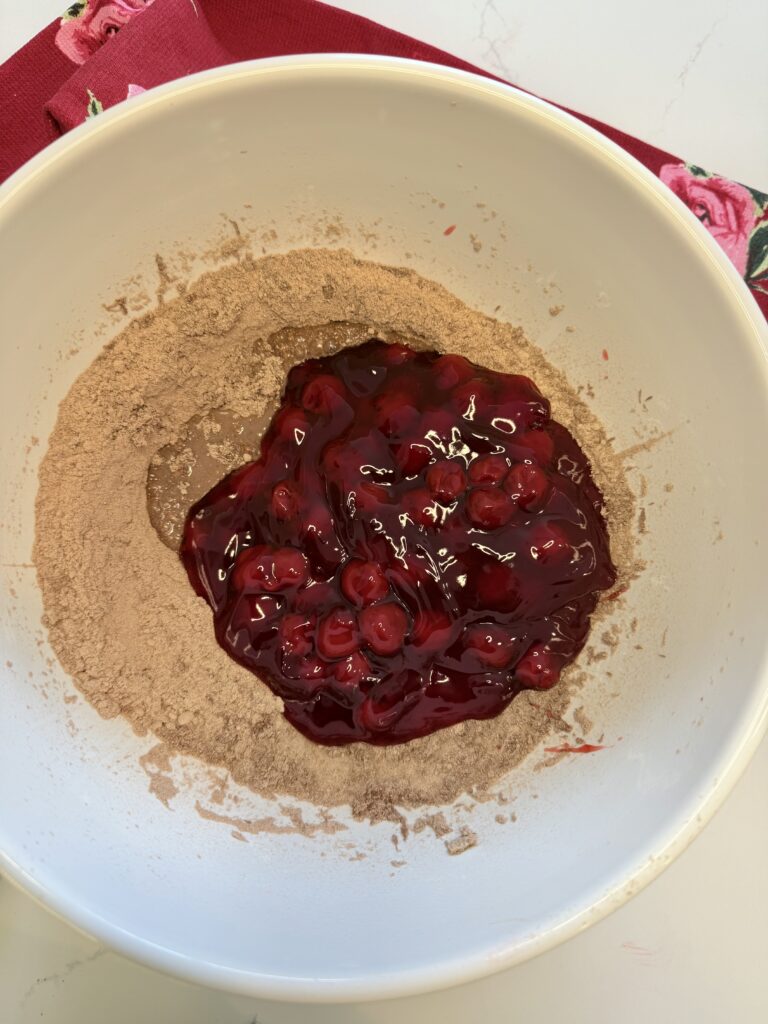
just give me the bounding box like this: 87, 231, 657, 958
126, 83, 146, 98
660, 163, 756, 276
55, 0, 155, 66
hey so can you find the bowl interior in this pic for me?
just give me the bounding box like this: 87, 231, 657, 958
1, 58, 767, 1000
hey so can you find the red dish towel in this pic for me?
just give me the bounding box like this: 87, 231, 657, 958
2, 0, 767, 318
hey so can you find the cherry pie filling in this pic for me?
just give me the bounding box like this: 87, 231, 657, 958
181, 340, 615, 745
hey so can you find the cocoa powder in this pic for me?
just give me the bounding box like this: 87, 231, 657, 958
34, 249, 637, 821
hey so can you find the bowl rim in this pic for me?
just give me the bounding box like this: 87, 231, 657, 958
1, 52, 768, 1003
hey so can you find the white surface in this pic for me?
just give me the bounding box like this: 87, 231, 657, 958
0, 1, 766, 1022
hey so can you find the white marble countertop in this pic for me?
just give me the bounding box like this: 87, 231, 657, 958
1, 1, 767, 1021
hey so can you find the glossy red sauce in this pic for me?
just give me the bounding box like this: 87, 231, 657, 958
181, 340, 615, 745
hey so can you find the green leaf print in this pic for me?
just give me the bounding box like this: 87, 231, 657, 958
746, 223, 768, 282
85, 89, 103, 119
62, 1, 87, 21
745, 185, 768, 213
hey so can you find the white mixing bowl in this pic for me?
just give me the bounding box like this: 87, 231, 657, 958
1, 56, 767, 1002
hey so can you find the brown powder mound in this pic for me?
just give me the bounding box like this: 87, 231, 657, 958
34, 248, 637, 821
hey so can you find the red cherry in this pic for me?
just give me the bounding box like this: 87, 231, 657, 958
496, 372, 540, 399
334, 650, 372, 688
387, 554, 431, 601
356, 674, 416, 733
357, 693, 405, 734
294, 580, 336, 612
227, 593, 283, 635
299, 496, 335, 538
359, 602, 409, 655
514, 645, 561, 689
402, 487, 438, 527
271, 406, 311, 445
529, 522, 573, 566
420, 408, 460, 442
286, 358, 323, 392
503, 463, 552, 511
494, 374, 550, 428
268, 548, 312, 588
426, 459, 467, 504
301, 375, 348, 414
373, 390, 418, 437
412, 610, 453, 652
453, 379, 493, 420
321, 440, 347, 478
278, 613, 315, 656
463, 623, 516, 668
495, 372, 548, 403
466, 559, 521, 613
319, 444, 370, 495
468, 454, 509, 485
353, 481, 391, 514
381, 342, 414, 365
513, 429, 554, 466
341, 560, 389, 607
466, 486, 514, 529
271, 481, 299, 520
434, 353, 475, 389
394, 441, 433, 476
316, 607, 359, 660
281, 652, 330, 684
354, 534, 390, 565
297, 656, 328, 680
232, 547, 309, 592
226, 463, 265, 501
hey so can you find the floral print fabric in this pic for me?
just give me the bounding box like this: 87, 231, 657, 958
1, 0, 766, 315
